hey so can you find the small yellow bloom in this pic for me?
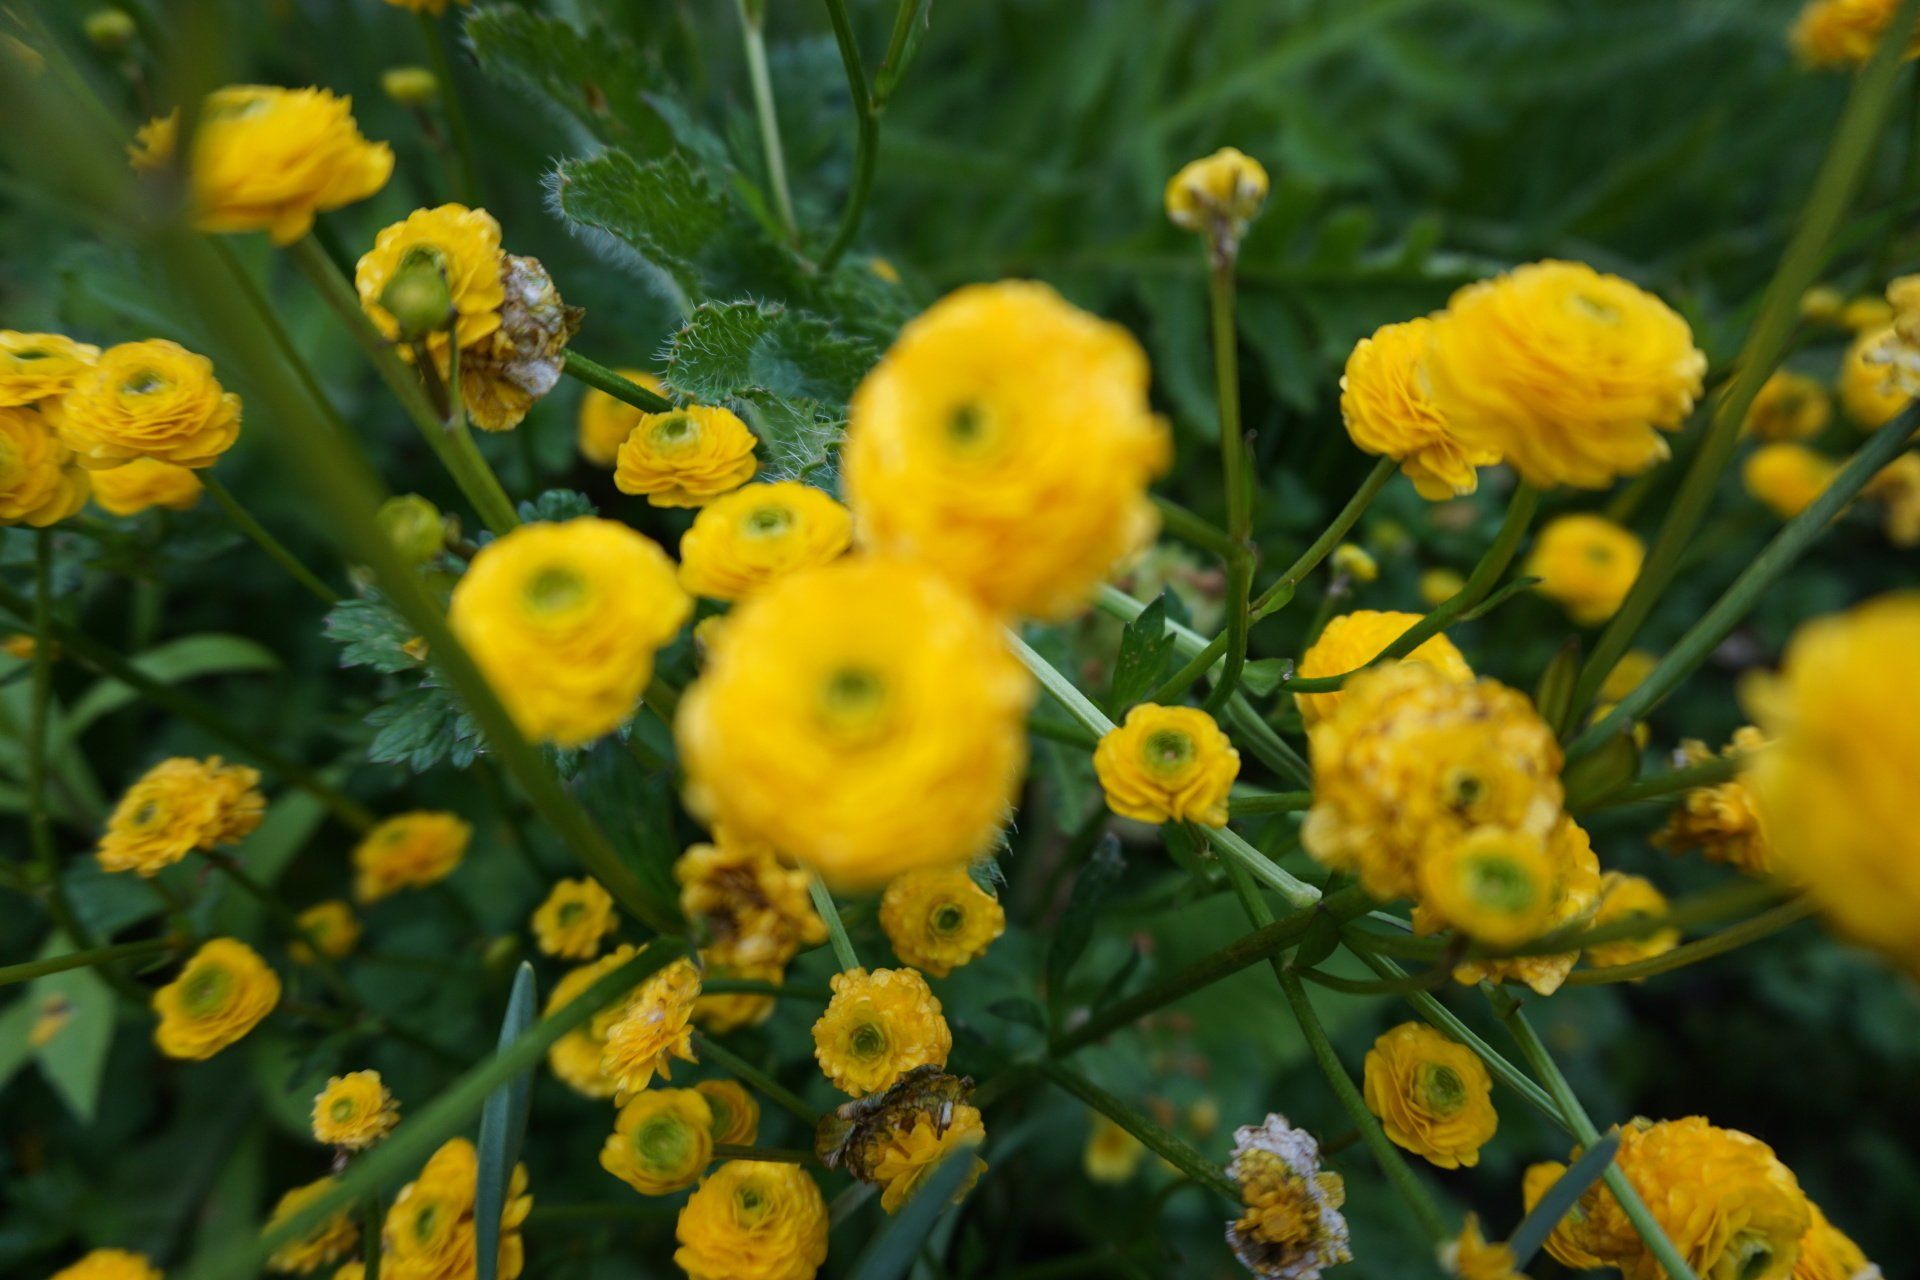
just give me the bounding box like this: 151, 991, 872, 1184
1654, 727, 1774, 876
153, 938, 281, 1060
352, 811, 471, 903
1092, 703, 1239, 827
1799, 284, 1846, 322
1599, 649, 1660, 703
0, 406, 89, 527
1843, 295, 1895, 332
1419, 567, 1465, 608
1864, 449, 1920, 545
355, 204, 505, 353
1418, 826, 1557, 947
1744, 370, 1832, 441
1164, 147, 1269, 239
265, 1177, 359, 1274
1340, 317, 1500, 499
576, 368, 664, 466
601, 1088, 714, 1195
695, 1079, 760, 1146
614, 405, 759, 507
1082, 1113, 1148, 1184
1226, 1115, 1352, 1280
1525, 513, 1644, 625
544, 945, 646, 1099
2, 632, 37, 661
98, 756, 265, 877
1839, 327, 1912, 428
676, 827, 825, 969
602, 957, 702, 1099
381, 66, 438, 106
292, 900, 361, 965
1362, 1022, 1497, 1169
1329, 543, 1378, 583
0, 331, 99, 406
90, 458, 204, 516
1745, 443, 1841, 520
312, 1070, 399, 1150
382, 1138, 531, 1280
52, 339, 241, 470
673, 1161, 829, 1280
878, 867, 1005, 978
530, 877, 619, 960
1583, 871, 1681, 971
50, 1250, 164, 1280
1440, 815, 1602, 995
871, 1102, 988, 1213
1440, 1215, 1523, 1280
813, 967, 952, 1097
1294, 609, 1473, 727
678, 481, 853, 601
1794, 1202, 1879, 1280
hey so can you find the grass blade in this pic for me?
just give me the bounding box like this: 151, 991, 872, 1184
476, 963, 539, 1280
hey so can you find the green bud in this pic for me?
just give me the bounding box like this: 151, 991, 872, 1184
84, 8, 136, 53
381, 65, 439, 108
378, 252, 455, 343
377, 494, 446, 564
1532, 637, 1582, 736
1562, 731, 1642, 812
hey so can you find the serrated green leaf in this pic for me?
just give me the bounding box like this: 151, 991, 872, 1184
548, 150, 747, 306
366, 685, 482, 773
62, 635, 279, 741
1108, 592, 1176, 713
465, 9, 683, 156
476, 963, 538, 1280
737, 391, 845, 485
516, 489, 597, 523
325, 598, 422, 675
662, 300, 874, 405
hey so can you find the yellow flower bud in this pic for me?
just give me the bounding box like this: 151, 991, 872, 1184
576, 368, 663, 466
1841, 295, 1894, 332
90, 458, 203, 517
1164, 147, 1270, 240
1419, 567, 1465, 608
694, 1079, 760, 1146
1743, 442, 1839, 520
1839, 327, 1913, 428
1583, 871, 1680, 970
375, 493, 446, 563
84, 9, 137, 52
1797, 282, 1845, 322
1742, 370, 1831, 441
48, 1250, 161, 1280
381, 65, 439, 107
291, 899, 360, 965
1330, 542, 1379, 582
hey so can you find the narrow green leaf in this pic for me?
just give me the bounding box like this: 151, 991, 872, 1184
62, 634, 279, 740
1507, 1130, 1622, 1268
1107, 593, 1176, 713
1045, 835, 1125, 1010
476, 963, 539, 1280
847, 1147, 980, 1280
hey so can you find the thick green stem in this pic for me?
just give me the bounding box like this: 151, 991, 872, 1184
1150, 494, 1243, 562
1576, 750, 1749, 811
1210, 260, 1250, 543
1036, 1058, 1237, 1200
808, 874, 861, 971
416, 10, 481, 204
561, 350, 675, 414
1228, 789, 1313, 817
1, 936, 179, 988
736, 0, 798, 243
1251, 456, 1398, 618
361, 1195, 382, 1280
1200, 823, 1320, 908
1562, 898, 1816, 987
202, 474, 339, 605
1007, 629, 1115, 736
819, 0, 880, 271
694, 1032, 821, 1124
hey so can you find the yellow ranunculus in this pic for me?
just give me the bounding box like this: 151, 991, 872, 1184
153, 938, 281, 1060
878, 867, 1005, 978
675, 827, 825, 969
530, 877, 619, 960
1583, 871, 1681, 971
1743, 370, 1832, 441
49, 1251, 163, 1280
600, 1088, 714, 1196
614, 404, 759, 507
0, 406, 89, 527
1791, 0, 1920, 67
601, 957, 702, 1099
678, 481, 853, 601
291, 899, 360, 965
355, 204, 505, 353
90, 457, 204, 516
694, 1079, 760, 1146
871, 1103, 987, 1213
1091, 703, 1239, 827
1164, 147, 1269, 237
1362, 1022, 1497, 1169
312, 1070, 399, 1150
1524, 513, 1645, 625
1744, 443, 1840, 520
576, 368, 664, 466
1416, 825, 1557, 947
1838, 327, 1912, 428
98, 756, 265, 877
382, 1138, 531, 1280
1293, 610, 1472, 727
1341, 317, 1500, 499
812, 967, 952, 1097
52, 339, 241, 469
264, 1177, 359, 1275
1226, 1116, 1352, 1280
0, 331, 99, 406
544, 945, 646, 1100
352, 811, 471, 903
673, 1161, 829, 1280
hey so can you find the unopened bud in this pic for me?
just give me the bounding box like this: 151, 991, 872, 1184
1330, 543, 1378, 584
1165, 147, 1269, 247
84, 8, 136, 53
382, 65, 439, 108
1797, 284, 1844, 325
378, 251, 455, 343
377, 493, 446, 564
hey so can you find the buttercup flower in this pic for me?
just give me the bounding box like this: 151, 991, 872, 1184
382, 1138, 530, 1280
1165, 147, 1269, 245
1654, 727, 1774, 876
678, 481, 854, 601
0, 331, 99, 405
1092, 703, 1240, 827
449, 517, 690, 747
1745, 443, 1840, 520
98, 755, 265, 876
844, 281, 1171, 620
1340, 317, 1500, 498
1441, 1216, 1523, 1280
1225, 1115, 1352, 1280
676, 826, 824, 968
0, 406, 89, 526
1418, 825, 1557, 947
614, 405, 759, 507
1744, 370, 1832, 441
312, 1070, 399, 1149
1419, 567, 1465, 607
1864, 450, 1920, 545
90, 458, 203, 516
1525, 514, 1645, 625
878, 867, 1006, 977
1794, 1202, 1881, 1280
677, 557, 1031, 889
1330, 543, 1378, 582
545, 945, 649, 1099
530, 878, 618, 960
49, 1251, 162, 1280
352, 811, 471, 903
577, 368, 664, 465
1426, 260, 1705, 489
1293, 610, 1473, 726
602, 956, 702, 1099
153, 938, 281, 1060
1839, 328, 1911, 428
813, 967, 952, 1097
673, 1161, 829, 1280
696, 1079, 760, 1146
1438, 815, 1601, 994
1362, 1022, 1497, 1169
870, 1101, 987, 1213
601, 1088, 714, 1196
131, 86, 392, 243
264, 1177, 359, 1274
355, 204, 505, 352
291, 900, 360, 965
52, 339, 241, 470
1584, 871, 1681, 971
1791, 0, 1920, 67
1083, 1114, 1148, 1184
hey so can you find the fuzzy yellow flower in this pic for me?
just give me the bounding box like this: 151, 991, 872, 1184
449, 517, 690, 747
52, 339, 241, 470
1362, 1023, 1497, 1169
1654, 727, 1773, 876
1525, 513, 1644, 625
49, 1250, 162, 1280
1794, 1202, 1879, 1280
673, 1161, 829, 1280
1164, 147, 1269, 240
1438, 816, 1601, 995
312, 1070, 399, 1149
1293, 610, 1472, 727
1745, 593, 1920, 973
678, 481, 853, 601
90, 458, 204, 516
1083, 1114, 1148, 1184
813, 967, 952, 1097
355, 204, 504, 353
677, 557, 1031, 890
1226, 1115, 1352, 1280
1340, 317, 1500, 499
291, 900, 360, 965
871, 1102, 988, 1213
844, 281, 1170, 620
878, 867, 1005, 978
98, 755, 265, 877
1441, 1216, 1523, 1280
576, 368, 664, 466
1744, 443, 1841, 521
382, 1138, 530, 1280
544, 945, 647, 1099
1839, 328, 1912, 428
1092, 703, 1239, 827
1864, 449, 1920, 545
131, 86, 392, 243
676, 828, 825, 969
1417, 825, 1557, 947
601, 1088, 714, 1195
1744, 370, 1832, 441
0, 331, 99, 406
1427, 260, 1705, 489
1792, 0, 1920, 67
530, 877, 618, 960
1330, 542, 1378, 582
1582, 871, 1680, 971
152, 938, 281, 1060
264, 1177, 359, 1274
352, 811, 470, 903
0, 406, 89, 526
614, 405, 759, 507
696, 1079, 760, 1146
602, 956, 702, 1099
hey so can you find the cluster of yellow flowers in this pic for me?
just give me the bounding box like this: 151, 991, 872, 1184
381, 1138, 531, 1280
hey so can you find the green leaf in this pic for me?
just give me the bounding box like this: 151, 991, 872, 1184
662, 300, 875, 406
548, 150, 748, 306
365, 685, 484, 774
847, 1147, 980, 1280
30, 942, 116, 1123
476, 963, 539, 1280
1508, 1130, 1621, 1268
464, 9, 688, 157
62, 634, 279, 741
0, 996, 37, 1092
1045, 835, 1125, 1010
737, 391, 845, 486
516, 489, 597, 524
1107, 593, 1176, 713
325, 598, 422, 675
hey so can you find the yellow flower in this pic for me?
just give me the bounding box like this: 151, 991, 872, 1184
1794, 0, 1920, 66
1417, 825, 1558, 947
676, 826, 824, 968
449, 517, 691, 747
678, 481, 854, 601
1523, 1159, 1617, 1271
1427, 260, 1705, 490
1600, 649, 1660, 703
576, 368, 664, 466
434, 254, 581, 433
1164, 147, 1269, 240
813, 967, 952, 1097
1441, 815, 1602, 995
1793, 1202, 1879, 1280
1744, 443, 1840, 520
1745, 593, 1920, 973
264, 1177, 359, 1274
1419, 567, 1466, 608
1800, 284, 1846, 323
1844, 296, 1895, 331
677, 557, 1031, 890
152, 938, 281, 1060
1226, 1115, 1352, 1280
1362, 1022, 1497, 1169
530, 877, 618, 960
1092, 703, 1240, 827
871, 1102, 987, 1213
544, 945, 647, 1099
1744, 371, 1832, 441
131, 86, 392, 243
1340, 317, 1501, 499
673, 1161, 829, 1280
601, 1088, 714, 1195
49, 1251, 162, 1280
1441, 1215, 1523, 1280
3, 632, 37, 661
381, 66, 438, 106
382, 1138, 530, 1280
1583, 871, 1681, 972
1654, 727, 1774, 876
1330, 542, 1379, 583
695, 1079, 760, 1146
602, 956, 702, 1099
692, 956, 784, 1034
878, 867, 1005, 978
1864, 450, 1920, 545
291, 900, 360, 965
312, 1069, 399, 1149
1838, 328, 1912, 428
333, 1267, 364, 1280
614, 405, 759, 507
1293, 610, 1473, 727
90, 458, 204, 516
843, 281, 1171, 620
1083, 1114, 1148, 1184
1525, 513, 1644, 625
355, 204, 505, 353
0, 331, 99, 406
0, 406, 89, 527
1303, 662, 1563, 903
352, 811, 471, 903
30, 992, 72, 1047
52, 339, 241, 470
98, 756, 265, 877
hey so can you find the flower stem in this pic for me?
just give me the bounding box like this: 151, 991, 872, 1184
202, 474, 339, 605
561, 350, 675, 414
693, 1031, 821, 1125
1199, 823, 1320, 908
1251, 455, 1397, 618
1006, 628, 1115, 736
736, 0, 798, 244
361, 1195, 382, 1280
1036, 1058, 1237, 1200
808, 874, 862, 971
1574, 749, 1749, 811
415, 10, 481, 205
0, 935, 179, 988
819, 0, 881, 271
1561, 898, 1816, 987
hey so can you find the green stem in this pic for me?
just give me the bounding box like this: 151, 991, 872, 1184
819, 0, 881, 271
1035, 1058, 1237, 1201
1199, 823, 1319, 908
808, 874, 861, 971
693, 1032, 821, 1124
1210, 258, 1250, 543
1203, 554, 1253, 716
872, 0, 926, 104
1563, 898, 1816, 987
24, 531, 62, 881
361, 1195, 382, 1280
1220, 695, 1313, 788
736, 0, 798, 243
1006, 629, 1115, 736
1250, 456, 1397, 618
0, 936, 178, 988
202, 474, 338, 605
1576, 750, 1749, 811
416, 10, 481, 204
1149, 494, 1242, 562
561, 350, 675, 414
1227, 789, 1312, 818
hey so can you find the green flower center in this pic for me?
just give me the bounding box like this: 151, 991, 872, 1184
1461, 853, 1537, 914
849, 1020, 889, 1060
1568, 291, 1621, 325
636, 1115, 695, 1170
1142, 729, 1194, 772
735, 1184, 770, 1224
946, 401, 989, 448
130, 799, 163, 828
1721, 1236, 1775, 1280
931, 903, 966, 936
13, 348, 47, 362
650, 413, 697, 447
705, 1097, 736, 1139
557, 901, 585, 926
525, 565, 588, 614
1418, 1063, 1466, 1114
331, 1097, 358, 1122
182, 965, 233, 1016
744, 504, 793, 537
1443, 769, 1484, 811
122, 370, 167, 396
1583, 543, 1615, 565
818, 666, 890, 742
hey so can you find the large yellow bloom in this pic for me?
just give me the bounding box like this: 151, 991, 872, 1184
675, 826, 824, 969
355, 204, 505, 352
1791, 0, 1920, 67
152, 938, 281, 1060
1524, 514, 1645, 625
312, 1070, 399, 1150
1584, 871, 1681, 971
90, 458, 203, 516
1838, 327, 1912, 428
49, 1251, 162, 1280
98, 755, 265, 877
1226, 1115, 1352, 1280
1745, 443, 1840, 521
576, 368, 664, 466
678, 481, 853, 601
351, 811, 471, 903
878, 867, 1005, 978
1793, 1202, 1879, 1280
673, 1161, 829, 1280
844, 281, 1170, 620
1340, 317, 1500, 499
1362, 1022, 1497, 1169
1745, 593, 1920, 973
1092, 703, 1239, 827
52, 339, 241, 469
600, 1088, 714, 1196
382, 1138, 530, 1280
1744, 370, 1832, 441
264, 1177, 359, 1274
1293, 610, 1472, 727
131, 86, 392, 244
812, 967, 952, 1097
0, 331, 98, 406
695, 1079, 760, 1146
1427, 261, 1705, 489
614, 405, 759, 507
601, 957, 702, 1099
676, 557, 1031, 889
871, 1103, 987, 1213
0, 406, 89, 527
530, 877, 618, 960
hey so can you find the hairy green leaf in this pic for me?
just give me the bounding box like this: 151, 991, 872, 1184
662, 300, 874, 405
548, 150, 749, 306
